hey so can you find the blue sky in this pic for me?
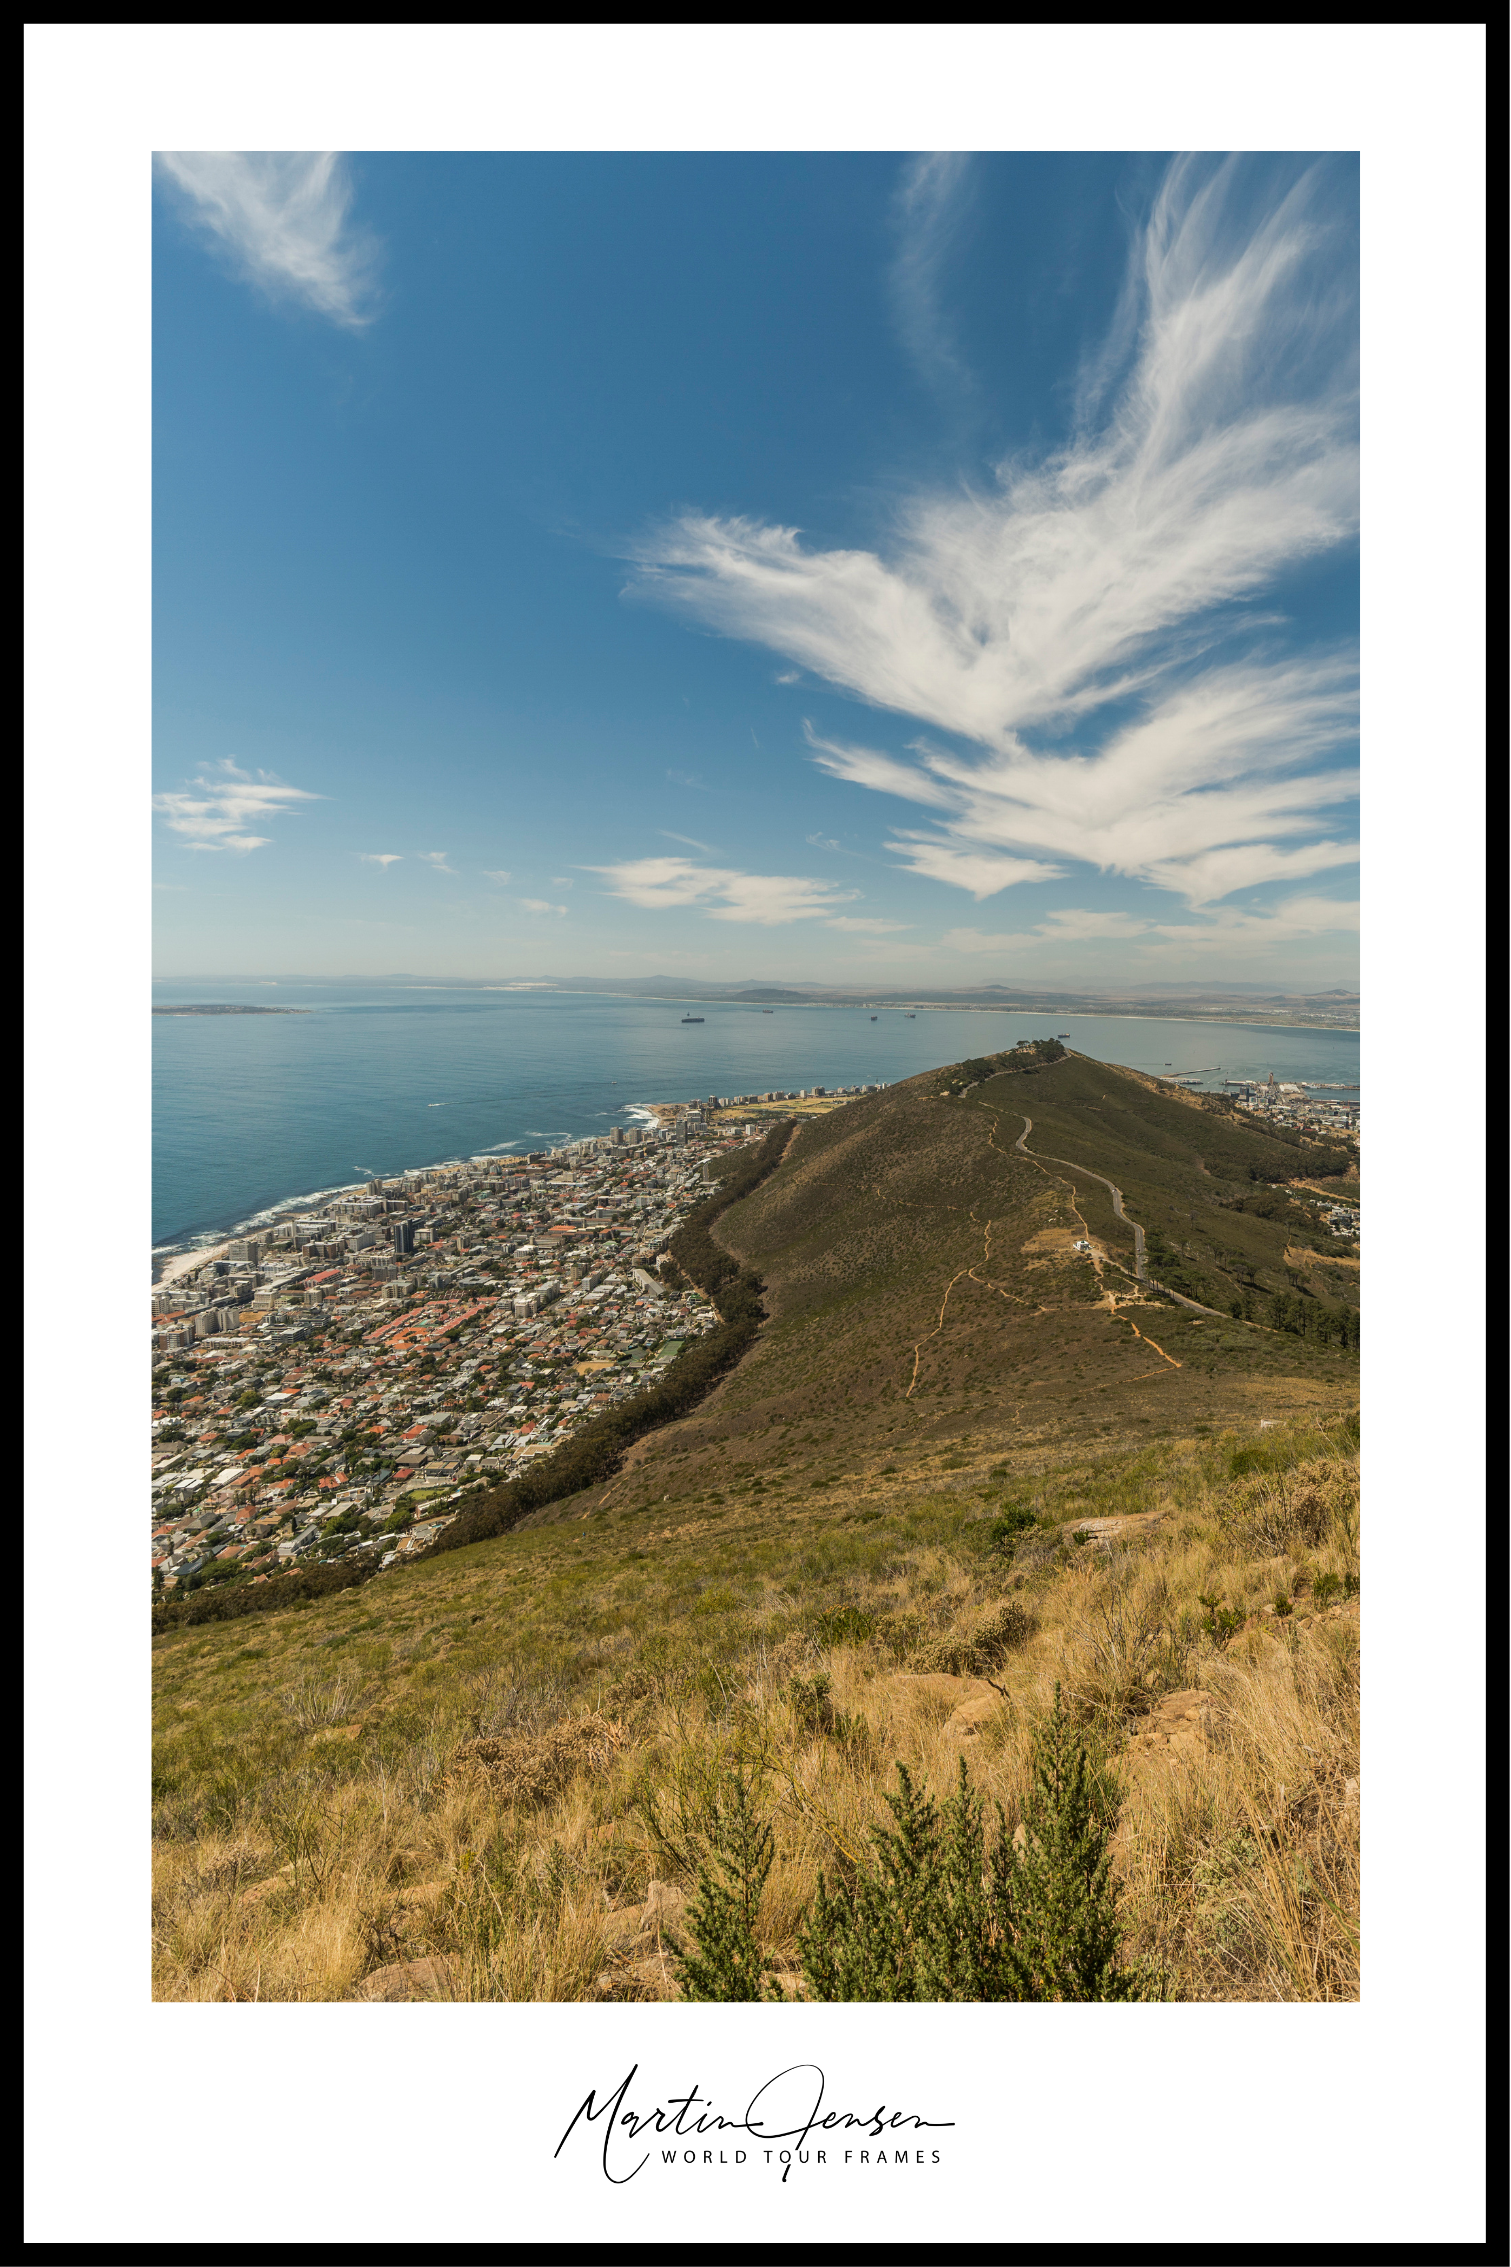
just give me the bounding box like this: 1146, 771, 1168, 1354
152, 151, 1359, 988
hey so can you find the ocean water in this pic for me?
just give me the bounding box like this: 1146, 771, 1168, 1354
151, 984, 1360, 1252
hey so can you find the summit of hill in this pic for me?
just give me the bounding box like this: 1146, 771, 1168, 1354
152, 1044, 1360, 2006
567, 1046, 1358, 1522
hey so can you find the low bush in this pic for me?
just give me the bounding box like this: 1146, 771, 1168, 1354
1220, 1457, 1354, 1556
672, 1690, 1155, 2002
987, 1504, 1038, 1551
911, 1600, 1036, 1676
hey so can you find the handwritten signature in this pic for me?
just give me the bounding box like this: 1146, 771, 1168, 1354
556, 2064, 954, 2184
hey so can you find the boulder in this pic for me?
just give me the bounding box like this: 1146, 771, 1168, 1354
600, 1878, 687, 1951
641, 1879, 686, 1935
354, 1954, 458, 2002
1126, 1689, 1217, 1759
235, 1865, 294, 1910
943, 1693, 1001, 1740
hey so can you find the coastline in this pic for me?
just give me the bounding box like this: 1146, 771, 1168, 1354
155, 1240, 231, 1288
153, 1016, 1359, 1253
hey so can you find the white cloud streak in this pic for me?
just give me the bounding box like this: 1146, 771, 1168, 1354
357, 853, 401, 867
153, 758, 320, 852
482, 870, 512, 884
521, 898, 569, 917
941, 893, 1358, 956
587, 856, 860, 927
155, 152, 377, 327
891, 152, 973, 393
630, 157, 1357, 911
419, 852, 457, 875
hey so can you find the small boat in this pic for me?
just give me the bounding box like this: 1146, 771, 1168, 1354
905, 1013, 915, 1019
870, 1015, 877, 1021
681, 1015, 704, 1025
761, 1009, 773, 1014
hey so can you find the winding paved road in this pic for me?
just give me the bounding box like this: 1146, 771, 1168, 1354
1014, 1115, 1230, 1319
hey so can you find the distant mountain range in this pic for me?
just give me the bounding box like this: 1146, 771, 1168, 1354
520, 977, 1360, 1023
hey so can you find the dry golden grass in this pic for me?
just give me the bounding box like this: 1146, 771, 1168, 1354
153, 1419, 1358, 2002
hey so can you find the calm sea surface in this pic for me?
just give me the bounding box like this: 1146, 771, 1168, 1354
151, 984, 1360, 1252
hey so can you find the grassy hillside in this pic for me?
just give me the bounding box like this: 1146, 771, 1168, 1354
585, 1050, 1358, 1518
152, 1049, 1360, 2002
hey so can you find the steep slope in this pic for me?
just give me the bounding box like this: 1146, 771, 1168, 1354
587, 1052, 1357, 1518
151, 1047, 1360, 2006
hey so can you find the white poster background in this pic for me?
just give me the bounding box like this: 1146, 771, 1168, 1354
24, 21, 1485, 2250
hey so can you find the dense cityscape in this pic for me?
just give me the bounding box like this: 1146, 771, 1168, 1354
149, 1085, 883, 1593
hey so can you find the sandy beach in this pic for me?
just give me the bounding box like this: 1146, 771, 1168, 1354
154, 1241, 230, 1290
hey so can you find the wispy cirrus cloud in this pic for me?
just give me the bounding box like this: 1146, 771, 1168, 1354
418, 852, 457, 875
155, 152, 378, 327
482, 869, 512, 884
153, 758, 320, 852
814, 651, 1358, 905
942, 893, 1358, 957
357, 853, 402, 868
588, 856, 860, 928
660, 830, 717, 854
629, 157, 1357, 917
521, 898, 569, 917
890, 152, 974, 394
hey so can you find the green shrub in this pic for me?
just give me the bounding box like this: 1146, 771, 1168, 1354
796, 1690, 1155, 2002
675, 1771, 783, 2003
810, 1606, 876, 1648
987, 1504, 1038, 1551
1198, 1595, 1245, 1644
786, 1672, 862, 1746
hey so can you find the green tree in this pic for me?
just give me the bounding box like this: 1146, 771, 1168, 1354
677, 1770, 783, 2002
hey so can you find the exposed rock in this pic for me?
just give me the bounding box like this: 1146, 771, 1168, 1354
599, 1878, 687, 1952
594, 1950, 679, 2001
354, 1954, 458, 2002
235, 1864, 294, 1909
393, 1881, 446, 1916
1126, 1689, 1217, 1758
641, 1878, 687, 1936
943, 1693, 1001, 1740
600, 1905, 646, 1947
